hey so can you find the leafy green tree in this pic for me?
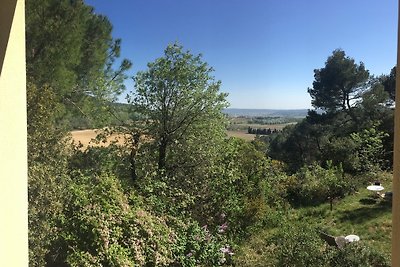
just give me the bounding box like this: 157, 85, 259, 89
268, 51, 395, 173
26, 1, 132, 264
27, 83, 71, 266
380, 66, 396, 103
26, 0, 131, 129
285, 163, 349, 208
350, 126, 389, 172
129, 43, 228, 173
268, 118, 330, 172
308, 49, 369, 116
359, 83, 391, 121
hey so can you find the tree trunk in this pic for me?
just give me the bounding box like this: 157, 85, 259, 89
158, 136, 167, 171
130, 149, 137, 182
130, 133, 140, 182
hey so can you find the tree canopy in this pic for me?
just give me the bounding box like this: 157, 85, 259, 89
380, 66, 396, 103
130, 43, 229, 173
26, 0, 131, 129
308, 49, 369, 115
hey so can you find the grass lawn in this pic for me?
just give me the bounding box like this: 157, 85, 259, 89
296, 172, 392, 258
236, 172, 393, 265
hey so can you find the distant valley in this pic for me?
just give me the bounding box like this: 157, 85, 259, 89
223, 108, 309, 118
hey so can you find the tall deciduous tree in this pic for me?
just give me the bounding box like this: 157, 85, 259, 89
308, 49, 369, 115
130, 44, 228, 173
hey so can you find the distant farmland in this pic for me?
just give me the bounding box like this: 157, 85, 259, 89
71, 112, 300, 145
223, 108, 308, 118
71, 129, 261, 146
70, 129, 126, 149
226, 130, 256, 141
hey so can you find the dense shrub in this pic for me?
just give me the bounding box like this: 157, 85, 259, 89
68, 144, 130, 178
234, 222, 326, 267
272, 223, 327, 267
286, 163, 349, 207
28, 163, 69, 267
51, 172, 233, 266
328, 242, 390, 267
350, 126, 389, 173
235, 221, 390, 267
51, 173, 177, 266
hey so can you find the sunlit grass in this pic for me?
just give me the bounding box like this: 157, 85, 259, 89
297, 171, 392, 258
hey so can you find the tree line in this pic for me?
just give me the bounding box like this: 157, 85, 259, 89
247, 127, 280, 135
267, 49, 395, 174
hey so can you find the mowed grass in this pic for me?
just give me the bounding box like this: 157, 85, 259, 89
237, 172, 393, 264
296, 172, 393, 259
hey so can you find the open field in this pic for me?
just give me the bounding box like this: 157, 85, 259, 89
227, 122, 294, 131
70, 129, 126, 148
226, 130, 256, 141
71, 129, 258, 147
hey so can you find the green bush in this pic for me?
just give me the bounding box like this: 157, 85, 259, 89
53, 173, 177, 266
272, 223, 327, 267
286, 163, 349, 208
234, 222, 326, 267
28, 163, 69, 267
328, 242, 390, 267
51, 172, 233, 266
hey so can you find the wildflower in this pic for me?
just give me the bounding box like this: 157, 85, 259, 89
218, 222, 228, 233
220, 245, 234, 256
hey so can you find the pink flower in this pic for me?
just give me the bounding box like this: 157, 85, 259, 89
218, 222, 228, 233
220, 245, 234, 256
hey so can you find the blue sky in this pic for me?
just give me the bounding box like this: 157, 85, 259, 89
85, 0, 397, 109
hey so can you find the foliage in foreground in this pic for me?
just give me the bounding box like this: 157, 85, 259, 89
235, 221, 390, 267
43, 171, 235, 266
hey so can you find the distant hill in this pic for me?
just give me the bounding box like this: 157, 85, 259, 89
223, 108, 309, 118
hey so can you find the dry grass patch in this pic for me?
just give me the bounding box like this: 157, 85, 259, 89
70, 129, 126, 149
226, 130, 256, 141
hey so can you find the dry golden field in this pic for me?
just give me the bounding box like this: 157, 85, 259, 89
70, 129, 126, 149
71, 129, 257, 147
225, 130, 256, 141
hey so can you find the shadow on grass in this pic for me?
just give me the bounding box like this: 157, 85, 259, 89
338, 200, 391, 224
359, 198, 377, 205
